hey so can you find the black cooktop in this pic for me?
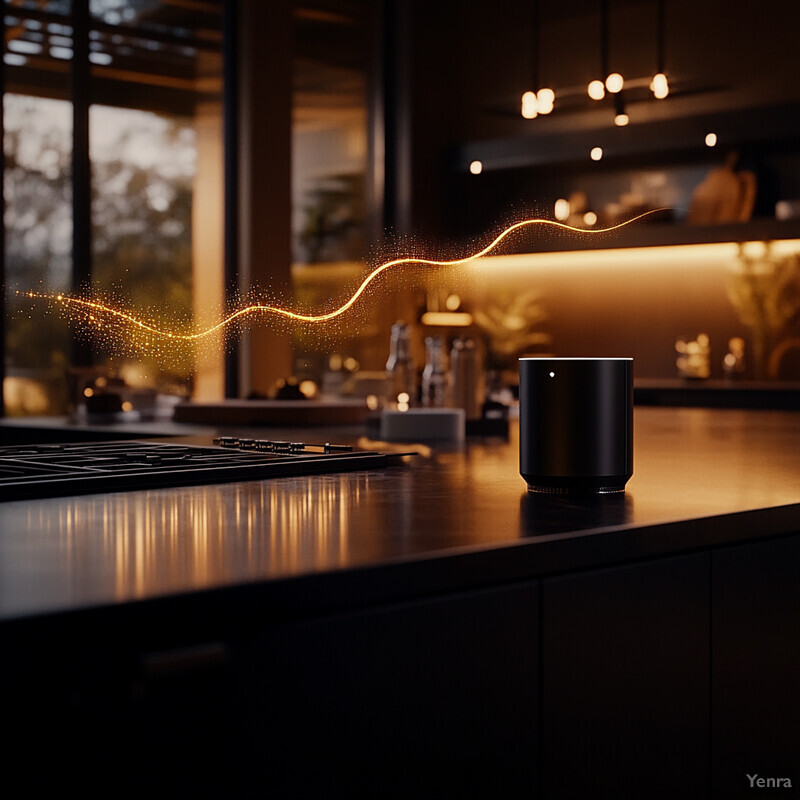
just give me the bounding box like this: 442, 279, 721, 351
0, 438, 395, 500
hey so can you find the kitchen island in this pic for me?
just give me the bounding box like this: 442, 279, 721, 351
2, 406, 799, 799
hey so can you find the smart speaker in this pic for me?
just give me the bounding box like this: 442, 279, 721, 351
519, 358, 633, 494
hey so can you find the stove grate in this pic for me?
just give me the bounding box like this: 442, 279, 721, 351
0, 439, 392, 500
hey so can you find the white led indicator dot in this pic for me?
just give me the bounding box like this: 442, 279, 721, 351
549, 371, 555, 377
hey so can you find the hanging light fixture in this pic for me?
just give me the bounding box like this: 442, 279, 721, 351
521, 90, 539, 119
521, 0, 555, 119
516, 0, 672, 125
589, 1, 625, 100
613, 93, 629, 126
588, 0, 607, 100
603, 0, 624, 94
650, 0, 669, 98
537, 86, 555, 114
588, 79, 605, 101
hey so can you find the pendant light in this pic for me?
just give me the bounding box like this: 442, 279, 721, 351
650, 0, 669, 98
521, 0, 555, 119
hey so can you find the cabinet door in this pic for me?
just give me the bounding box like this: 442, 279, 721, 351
712, 535, 800, 799
1, 618, 234, 798
542, 553, 710, 799
232, 582, 539, 798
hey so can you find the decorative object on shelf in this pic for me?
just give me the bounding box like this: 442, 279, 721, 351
722, 337, 746, 379
767, 337, 800, 380
675, 333, 711, 380
727, 243, 800, 379
687, 150, 756, 224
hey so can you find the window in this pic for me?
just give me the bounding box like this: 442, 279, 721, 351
3, 0, 224, 416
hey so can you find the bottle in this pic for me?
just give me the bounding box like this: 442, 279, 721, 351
385, 322, 416, 408
451, 338, 483, 420
421, 335, 448, 407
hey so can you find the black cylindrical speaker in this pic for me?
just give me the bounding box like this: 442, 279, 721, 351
519, 358, 633, 494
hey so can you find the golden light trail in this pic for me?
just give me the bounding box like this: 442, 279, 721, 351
17, 210, 667, 342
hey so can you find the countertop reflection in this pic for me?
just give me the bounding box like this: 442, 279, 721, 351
1, 406, 800, 620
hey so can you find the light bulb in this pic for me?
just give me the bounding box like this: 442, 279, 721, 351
554, 198, 570, 221
521, 90, 538, 119
705, 132, 717, 147
590, 146, 603, 161
587, 79, 605, 100
614, 112, 629, 126
583, 211, 598, 226
650, 72, 669, 99
605, 72, 624, 93
469, 160, 483, 175
537, 87, 555, 114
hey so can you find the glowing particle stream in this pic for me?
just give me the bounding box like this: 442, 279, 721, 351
18, 210, 667, 342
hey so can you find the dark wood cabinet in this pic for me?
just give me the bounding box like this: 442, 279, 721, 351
231, 582, 540, 798
541, 554, 711, 799
6, 533, 800, 798
712, 535, 800, 799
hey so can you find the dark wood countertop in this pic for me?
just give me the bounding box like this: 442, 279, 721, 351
1, 406, 799, 625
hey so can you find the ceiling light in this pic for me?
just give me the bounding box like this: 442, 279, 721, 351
613, 92, 628, 126
650, 72, 669, 99
588, 79, 605, 100
537, 87, 555, 114
605, 72, 624, 93
590, 147, 603, 161
521, 90, 538, 119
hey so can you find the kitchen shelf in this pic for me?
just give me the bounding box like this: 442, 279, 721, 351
455, 101, 800, 253
500, 217, 800, 254
458, 103, 800, 175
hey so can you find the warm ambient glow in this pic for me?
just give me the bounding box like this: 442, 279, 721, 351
590, 146, 603, 161
650, 72, 669, 99
614, 112, 629, 126
583, 211, 598, 226
605, 73, 624, 93
469, 160, 483, 174
587, 79, 605, 100
420, 311, 474, 327
705, 132, 718, 147
469, 239, 800, 274
521, 90, 538, 118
